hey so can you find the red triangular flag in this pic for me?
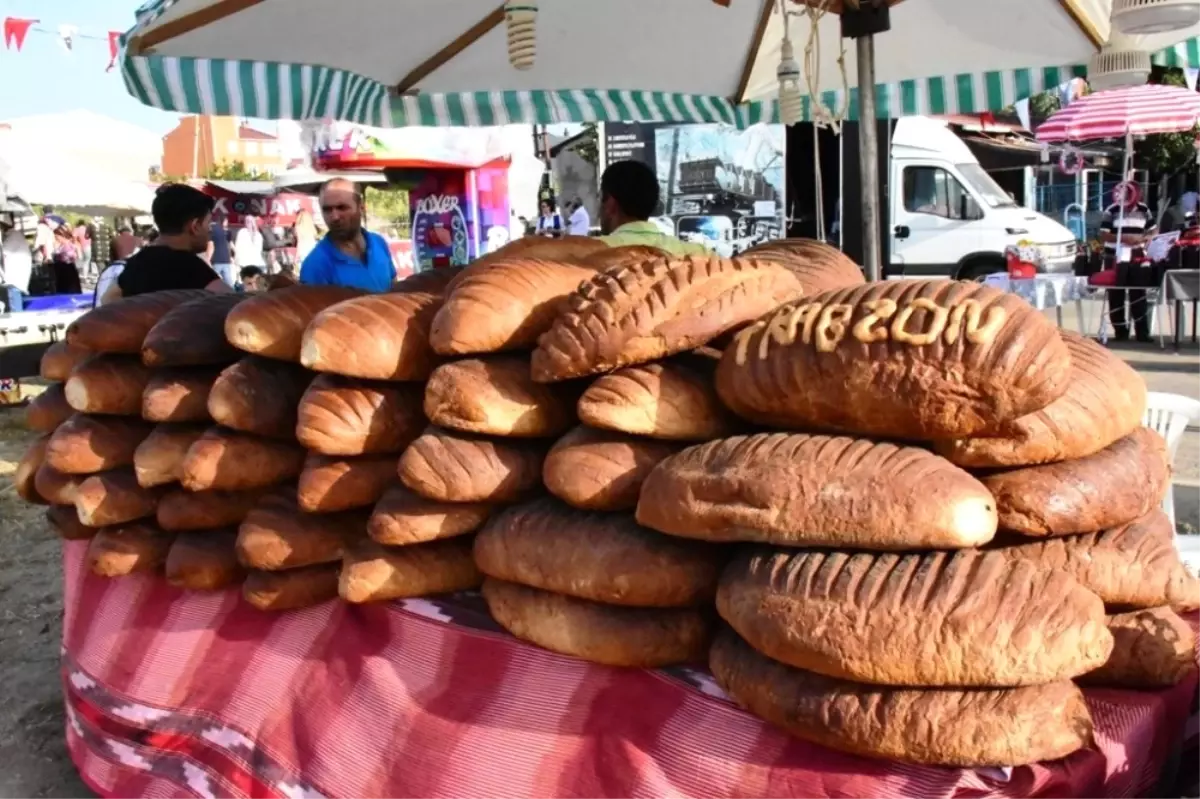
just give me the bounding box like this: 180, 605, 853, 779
3, 17, 37, 52
106, 31, 122, 71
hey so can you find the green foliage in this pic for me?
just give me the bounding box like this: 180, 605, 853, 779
1028, 91, 1061, 120
364, 187, 411, 237
574, 123, 599, 166
202, 160, 270, 181
1135, 68, 1198, 175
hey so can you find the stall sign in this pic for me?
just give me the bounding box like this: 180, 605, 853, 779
207, 192, 319, 225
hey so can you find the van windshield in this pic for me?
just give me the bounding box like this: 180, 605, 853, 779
956, 163, 1017, 208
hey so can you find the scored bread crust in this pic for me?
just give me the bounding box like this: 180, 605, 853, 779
46, 414, 154, 474
67, 290, 208, 354
636, 433, 997, 550
141, 293, 248, 367
300, 292, 442, 380
141, 367, 222, 423
715, 280, 1071, 440
424, 356, 575, 438
717, 548, 1113, 688
577, 360, 737, 441
236, 490, 367, 571
165, 530, 244, 591
339, 538, 481, 603
297, 453, 396, 513
1078, 607, 1198, 688
531, 254, 807, 382
224, 285, 364, 361
180, 427, 306, 492
735, 238, 866, 294
65, 354, 153, 416
133, 424, 208, 487
542, 425, 682, 512
397, 427, 546, 503
207, 356, 314, 440
368, 485, 492, 546
296, 374, 425, 456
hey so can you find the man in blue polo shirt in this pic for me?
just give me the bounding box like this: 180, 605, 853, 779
299, 178, 394, 292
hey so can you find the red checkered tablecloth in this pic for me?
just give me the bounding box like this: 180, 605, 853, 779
59, 542, 1199, 799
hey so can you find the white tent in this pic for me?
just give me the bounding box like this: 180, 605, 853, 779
0, 110, 162, 184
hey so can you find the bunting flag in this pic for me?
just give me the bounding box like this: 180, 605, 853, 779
107, 31, 122, 71
1, 16, 122, 69
3, 17, 36, 51
1187, 67, 1200, 92
58, 24, 78, 53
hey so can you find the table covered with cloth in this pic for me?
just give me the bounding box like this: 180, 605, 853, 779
60, 542, 1199, 799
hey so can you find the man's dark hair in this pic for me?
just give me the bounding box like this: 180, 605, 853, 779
151, 183, 215, 235
601, 160, 659, 220
239, 266, 264, 280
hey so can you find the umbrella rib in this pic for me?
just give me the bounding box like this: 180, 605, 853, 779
127, 0, 267, 55
733, 0, 776, 105
393, 4, 507, 95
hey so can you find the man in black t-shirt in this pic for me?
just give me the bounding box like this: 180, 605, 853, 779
102, 184, 229, 303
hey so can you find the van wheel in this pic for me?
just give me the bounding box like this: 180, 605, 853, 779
956, 259, 1006, 282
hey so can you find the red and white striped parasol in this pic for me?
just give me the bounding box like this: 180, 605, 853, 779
1035, 83, 1200, 142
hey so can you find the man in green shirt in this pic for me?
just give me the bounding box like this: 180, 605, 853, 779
598, 160, 708, 256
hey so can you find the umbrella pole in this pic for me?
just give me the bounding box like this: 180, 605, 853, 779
855, 34, 882, 281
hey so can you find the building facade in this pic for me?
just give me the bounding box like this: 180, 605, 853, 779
161, 116, 285, 178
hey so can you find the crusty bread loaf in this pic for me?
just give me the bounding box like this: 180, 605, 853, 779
15, 434, 50, 504
300, 292, 442, 381
180, 427, 306, 492
224, 285, 363, 361
368, 485, 492, 546
46, 414, 153, 474
710, 629, 1093, 767
67, 290, 207, 354
75, 468, 163, 527
440, 236, 607, 296
243, 564, 340, 611
165, 530, 244, 591
532, 254, 806, 382
141, 367, 222, 423
236, 491, 367, 570
1079, 607, 1196, 688
543, 426, 681, 511
157, 487, 267, 531
26, 383, 73, 433
34, 465, 85, 505
339, 538, 481, 603
88, 522, 174, 577
715, 280, 1072, 439
475, 498, 723, 607
64, 354, 153, 415
141, 293, 248, 367
207, 356, 313, 439
982, 428, 1169, 537
580, 245, 667, 271
295, 374, 425, 456
392, 266, 464, 296
736, 238, 866, 294
424, 356, 576, 437
577, 360, 737, 440
637, 433, 997, 550
40, 341, 92, 381
431, 258, 597, 355
936, 332, 1146, 467
297, 453, 396, 513
397, 427, 546, 503
133, 424, 208, 487
46, 504, 96, 540
718, 548, 1112, 687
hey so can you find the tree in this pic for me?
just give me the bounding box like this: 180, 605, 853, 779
364, 187, 411, 236
1135, 67, 1198, 175
1028, 91, 1061, 120
574, 123, 599, 166
203, 160, 270, 181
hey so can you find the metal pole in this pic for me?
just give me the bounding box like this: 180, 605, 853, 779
856, 35, 881, 281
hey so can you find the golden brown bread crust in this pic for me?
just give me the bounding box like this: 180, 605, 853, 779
715, 280, 1072, 439
46, 414, 153, 474
26, 383, 73, 433
300, 292, 442, 380
141, 367, 221, 423
224, 285, 364, 361
207, 356, 313, 440
75, 468, 163, 527
474, 498, 723, 607
180, 427, 306, 492
242, 564, 340, 611
981, 428, 1170, 537
936, 332, 1146, 467
717, 548, 1113, 687
440, 237, 608, 295
577, 360, 737, 441
637, 433, 998, 550
67, 290, 208, 354
736, 238, 866, 294
397, 427, 546, 503
710, 629, 1094, 767
157, 487, 267, 531
46, 504, 97, 540
482, 578, 712, 668
532, 254, 807, 382
542, 426, 681, 511
133, 424, 208, 487
580, 245, 667, 271
368, 485, 492, 546
141, 293, 248, 367
40, 341, 92, 381
165, 530, 244, 590
64, 354, 153, 416
236, 491, 367, 570
392, 266, 464, 296
88, 522, 174, 577
431, 258, 598, 355
339, 538, 481, 603
34, 465, 85, 505
15, 434, 50, 504
297, 453, 397, 513
424, 356, 576, 438
1078, 607, 1197, 688
295, 374, 425, 456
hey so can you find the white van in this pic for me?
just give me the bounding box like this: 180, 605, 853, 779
889, 117, 1077, 280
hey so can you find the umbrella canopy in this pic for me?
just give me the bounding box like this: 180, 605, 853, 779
121, 0, 1200, 127
1035, 83, 1200, 141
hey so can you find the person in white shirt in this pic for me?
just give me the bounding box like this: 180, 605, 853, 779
1, 219, 32, 295
234, 216, 267, 269
567, 199, 591, 236
33, 212, 55, 264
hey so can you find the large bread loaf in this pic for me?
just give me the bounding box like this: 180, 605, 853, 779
243, 564, 340, 611
981, 428, 1169, 537
46, 414, 153, 474
736, 238, 866, 294
236, 491, 367, 570
46, 504, 97, 541
300, 292, 441, 380
67, 290, 207, 353
397, 427, 546, 503
446, 236, 608, 293
207, 356, 313, 439
580, 245, 667, 271
75, 468, 163, 527
180, 427, 306, 492
542, 426, 681, 511
87, 522, 174, 577
26, 383, 73, 433
710, 630, 1092, 768
224, 285, 363, 361
165, 530, 244, 591
532, 254, 806, 382
15, 434, 50, 504
637, 433, 997, 550
157, 487, 267, 531
423, 356, 575, 438
142, 293, 248, 366
297, 453, 396, 513
339, 539, 481, 603
133, 424, 208, 487
141, 367, 222, 423
392, 266, 464, 297
65, 355, 153, 415
937, 332, 1146, 466
34, 465, 85, 505
368, 485, 492, 546
1078, 608, 1197, 688
40, 341, 92, 381
295, 374, 425, 456
715, 280, 1071, 439
482, 578, 711, 668
577, 359, 736, 441
474, 498, 724, 607
718, 548, 1112, 687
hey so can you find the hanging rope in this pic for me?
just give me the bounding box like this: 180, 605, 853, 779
795, 0, 851, 134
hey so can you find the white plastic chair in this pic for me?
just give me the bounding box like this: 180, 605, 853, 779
1143, 391, 1200, 528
